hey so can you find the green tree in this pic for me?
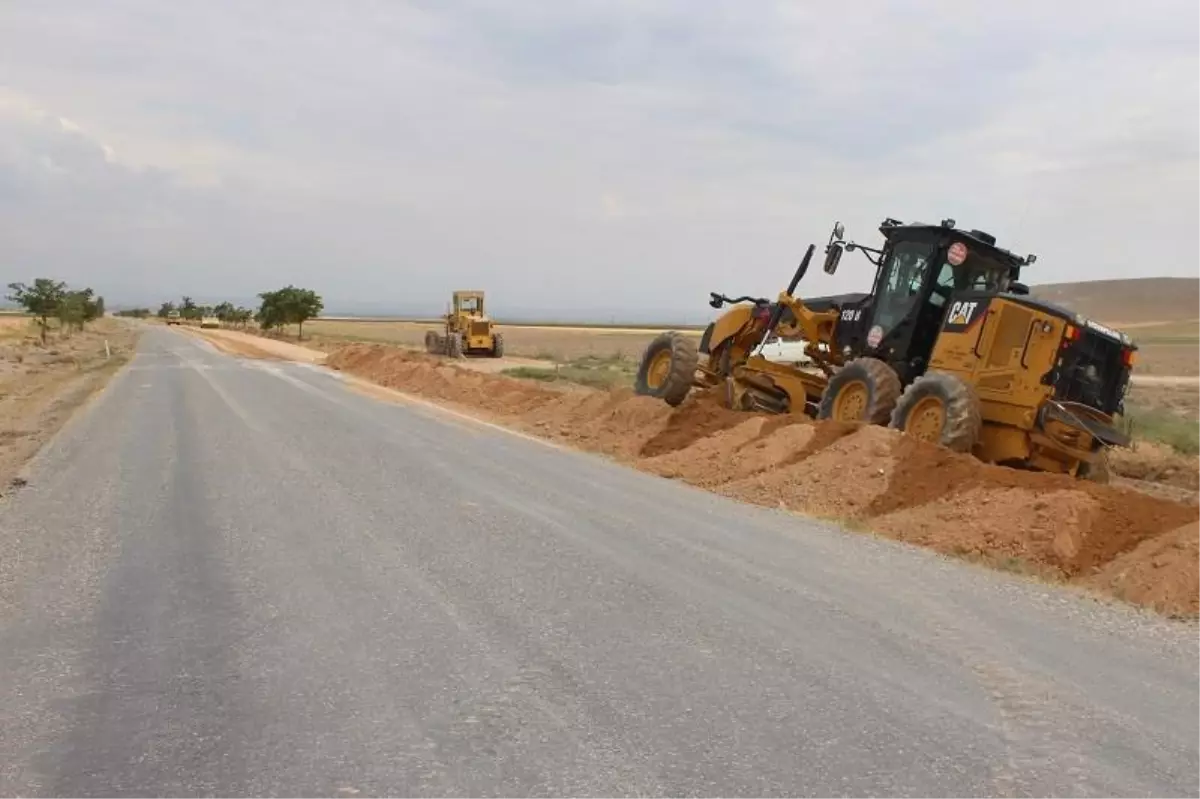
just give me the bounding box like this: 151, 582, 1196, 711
87, 295, 105, 322
232, 306, 254, 328
157, 301, 176, 319
6, 279, 66, 343
255, 289, 286, 332
287, 287, 323, 339
57, 289, 88, 333
212, 301, 235, 323
180, 296, 199, 320
256, 285, 323, 338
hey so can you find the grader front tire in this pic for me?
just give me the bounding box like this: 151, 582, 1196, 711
635, 332, 699, 407
817, 357, 901, 425
491, 333, 505, 358
890, 371, 982, 453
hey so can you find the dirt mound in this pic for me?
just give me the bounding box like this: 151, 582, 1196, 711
642, 418, 772, 484
324, 343, 1200, 617
719, 425, 899, 520
872, 487, 1099, 574
1083, 523, 1199, 617
638, 395, 756, 458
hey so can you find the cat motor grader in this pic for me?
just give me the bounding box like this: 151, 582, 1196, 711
634, 217, 1137, 479
425, 290, 505, 358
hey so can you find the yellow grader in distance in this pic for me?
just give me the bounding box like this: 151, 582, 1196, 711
635, 217, 1138, 481
425, 290, 505, 359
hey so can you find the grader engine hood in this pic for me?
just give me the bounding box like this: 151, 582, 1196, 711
957, 292, 1137, 418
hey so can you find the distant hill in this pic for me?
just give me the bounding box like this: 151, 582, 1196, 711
1031, 278, 1199, 325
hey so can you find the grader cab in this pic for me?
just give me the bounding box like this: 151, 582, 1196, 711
635, 217, 1136, 481
425, 291, 505, 358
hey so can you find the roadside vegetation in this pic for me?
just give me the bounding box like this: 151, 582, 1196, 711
1121, 402, 1200, 456
1, 280, 140, 489
154, 286, 323, 339
502, 353, 638, 390
6, 278, 106, 343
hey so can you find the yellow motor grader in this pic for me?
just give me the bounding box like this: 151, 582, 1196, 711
425, 290, 505, 358
635, 218, 1137, 480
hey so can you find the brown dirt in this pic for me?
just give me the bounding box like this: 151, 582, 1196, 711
718, 426, 899, 520
1082, 522, 1199, 618
1109, 442, 1199, 490
638, 395, 758, 458
320, 343, 1200, 617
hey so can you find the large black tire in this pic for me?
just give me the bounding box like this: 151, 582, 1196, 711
816, 357, 901, 424
424, 330, 439, 353
446, 333, 463, 358
890, 371, 982, 452
491, 333, 505, 358
1077, 453, 1112, 484
635, 331, 699, 407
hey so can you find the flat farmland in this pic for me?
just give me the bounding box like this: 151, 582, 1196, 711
300, 318, 702, 362
297, 315, 1197, 374
1126, 319, 1200, 377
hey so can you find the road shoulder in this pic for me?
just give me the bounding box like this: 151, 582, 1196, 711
0, 320, 140, 493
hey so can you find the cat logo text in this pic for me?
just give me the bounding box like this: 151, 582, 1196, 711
946, 300, 980, 327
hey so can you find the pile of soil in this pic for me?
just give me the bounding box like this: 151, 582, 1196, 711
325, 344, 1200, 617
1083, 522, 1199, 618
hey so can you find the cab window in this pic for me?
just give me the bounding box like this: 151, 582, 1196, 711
873, 241, 934, 334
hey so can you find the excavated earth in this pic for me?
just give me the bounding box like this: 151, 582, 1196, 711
327, 344, 1200, 618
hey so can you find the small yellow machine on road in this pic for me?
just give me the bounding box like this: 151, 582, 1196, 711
636, 217, 1136, 481
425, 290, 504, 358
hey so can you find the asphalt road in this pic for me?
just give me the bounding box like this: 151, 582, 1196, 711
0, 328, 1196, 797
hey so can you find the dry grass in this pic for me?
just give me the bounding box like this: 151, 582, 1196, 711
0, 319, 140, 486
0, 316, 32, 339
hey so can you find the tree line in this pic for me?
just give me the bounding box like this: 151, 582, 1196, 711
154, 286, 324, 338
156, 297, 256, 327
5, 278, 105, 343
4, 278, 325, 342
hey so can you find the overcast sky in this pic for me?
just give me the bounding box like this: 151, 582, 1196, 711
1, 1, 1197, 318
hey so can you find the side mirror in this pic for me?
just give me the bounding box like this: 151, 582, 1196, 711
832, 221, 845, 241
709, 292, 724, 309
823, 243, 844, 275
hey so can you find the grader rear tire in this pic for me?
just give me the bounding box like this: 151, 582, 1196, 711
491, 333, 505, 358
446, 333, 463, 358
817, 357, 901, 424
890, 371, 981, 452
635, 331, 699, 407
424, 330, 440, 353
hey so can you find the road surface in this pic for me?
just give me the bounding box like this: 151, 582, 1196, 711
0, 329, 1196, 797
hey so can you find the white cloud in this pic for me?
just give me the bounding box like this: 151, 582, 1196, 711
0, 0, 1196, 316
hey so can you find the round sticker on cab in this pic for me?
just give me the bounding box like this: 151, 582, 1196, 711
947, 241, 968, 266
867, 325, 883, 348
